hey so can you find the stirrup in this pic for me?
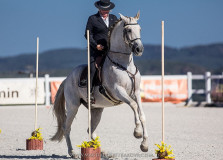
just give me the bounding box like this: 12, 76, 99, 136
87, 93, 95, 104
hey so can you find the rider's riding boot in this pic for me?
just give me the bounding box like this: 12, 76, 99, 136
87, 57, 96, 104
87, 73, 96, 104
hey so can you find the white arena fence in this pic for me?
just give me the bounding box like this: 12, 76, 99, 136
0, 72, 222, 106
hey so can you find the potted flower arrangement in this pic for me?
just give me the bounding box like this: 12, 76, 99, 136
26, 128, 43, 150
77, 136, 101, 160
153, 141, 175, 160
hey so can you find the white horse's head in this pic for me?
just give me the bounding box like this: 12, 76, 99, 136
119, 11, 144, 56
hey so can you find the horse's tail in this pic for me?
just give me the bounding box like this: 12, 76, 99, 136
51, 80, 66, 142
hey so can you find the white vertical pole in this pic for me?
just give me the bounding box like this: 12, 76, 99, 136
205, 72, 211, 104
35, 37, 39, 130
44, 74, 50, 106
87, 30, 91, 140
187, 72, 193, 104
161, 21, 165, 142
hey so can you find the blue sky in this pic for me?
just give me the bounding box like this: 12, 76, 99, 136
0, 0, 223, 57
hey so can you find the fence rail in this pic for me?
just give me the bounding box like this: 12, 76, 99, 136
187, 72, 223, 105
1, 72, 222, 106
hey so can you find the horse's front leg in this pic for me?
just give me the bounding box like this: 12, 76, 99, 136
131, 97, 143, 139
135, 91, 149, 152
115, 87, 143, 140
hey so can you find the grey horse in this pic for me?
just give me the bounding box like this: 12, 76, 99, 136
51, 12, 149, 158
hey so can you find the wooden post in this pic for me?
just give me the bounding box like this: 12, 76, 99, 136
205, 72, 211, 104
161, 21, 165, 142
87, 30, 91, 140
35, 37, 39, 130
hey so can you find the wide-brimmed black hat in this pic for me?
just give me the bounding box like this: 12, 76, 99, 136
94, 0, 115, 11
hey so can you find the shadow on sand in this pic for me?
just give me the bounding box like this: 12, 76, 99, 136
0, 154, 71, 159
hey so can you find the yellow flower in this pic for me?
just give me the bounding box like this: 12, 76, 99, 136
77, 136, 101, 149
0, 129, 1, 134
28, 128, 43, 140
154, 141, 175, 159
165, 155, 175, 159
155, 144, 161, 149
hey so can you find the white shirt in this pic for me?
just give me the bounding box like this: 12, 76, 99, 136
100, 14, 109, 27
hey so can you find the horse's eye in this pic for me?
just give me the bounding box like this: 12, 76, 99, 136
128, 29, 132, 33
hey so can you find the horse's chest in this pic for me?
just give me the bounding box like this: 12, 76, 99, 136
103, 66, 139, 89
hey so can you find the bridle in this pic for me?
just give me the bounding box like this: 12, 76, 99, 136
123, 23, 141, 50
109, 22, 141, 55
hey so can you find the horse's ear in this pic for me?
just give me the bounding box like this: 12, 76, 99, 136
134, 11, 140, 20
119, 13, 128, 22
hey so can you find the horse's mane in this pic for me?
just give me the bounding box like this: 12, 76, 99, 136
108, 16, 133, 50
108, 18, 122, 50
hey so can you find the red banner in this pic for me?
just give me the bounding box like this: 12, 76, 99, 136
50, 81, 62, 103
50, 76, 188, 104
140, 77, 188, 103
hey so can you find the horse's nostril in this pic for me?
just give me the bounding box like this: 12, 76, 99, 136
136, 47, 140, 53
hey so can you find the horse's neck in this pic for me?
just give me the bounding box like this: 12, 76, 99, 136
108, 21, 134, 69
108, 52, 134, 69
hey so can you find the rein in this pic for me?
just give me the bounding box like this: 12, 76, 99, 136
109, 50, 131, 55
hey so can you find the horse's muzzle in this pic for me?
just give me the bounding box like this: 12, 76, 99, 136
132, 43, 144, 56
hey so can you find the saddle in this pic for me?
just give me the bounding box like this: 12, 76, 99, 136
78, 56, 104, 88
78, 66, 101, 88
78, 56, 122, 105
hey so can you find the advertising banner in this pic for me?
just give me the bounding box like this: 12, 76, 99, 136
50, 76, 188, 104
0, 79, 45, 105
140, 76, 188, 103
50, 81, 62, 103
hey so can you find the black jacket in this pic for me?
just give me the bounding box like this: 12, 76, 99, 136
85, 12, 118, 57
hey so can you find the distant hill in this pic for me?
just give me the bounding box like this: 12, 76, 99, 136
0, 43, 223, 77
135, 43, 223, 75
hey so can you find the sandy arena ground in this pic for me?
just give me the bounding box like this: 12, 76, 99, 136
0, 103, 223, 160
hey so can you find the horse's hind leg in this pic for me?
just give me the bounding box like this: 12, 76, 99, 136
64, 100, 80, 158
87, 108, 104, 139
88, 108, 113, 158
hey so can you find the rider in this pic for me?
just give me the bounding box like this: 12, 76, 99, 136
85, 0, 118, 102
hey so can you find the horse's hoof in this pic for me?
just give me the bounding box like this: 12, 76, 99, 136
134, 130, 143, 139
101, 151, 113, 159
140, 144, 148, 152
69, 150, 79, 159
70, 154, 79, 159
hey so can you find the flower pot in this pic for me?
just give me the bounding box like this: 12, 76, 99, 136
81, 147, 101, 160
26, 139, 43, 150
153, 159, 175, 160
